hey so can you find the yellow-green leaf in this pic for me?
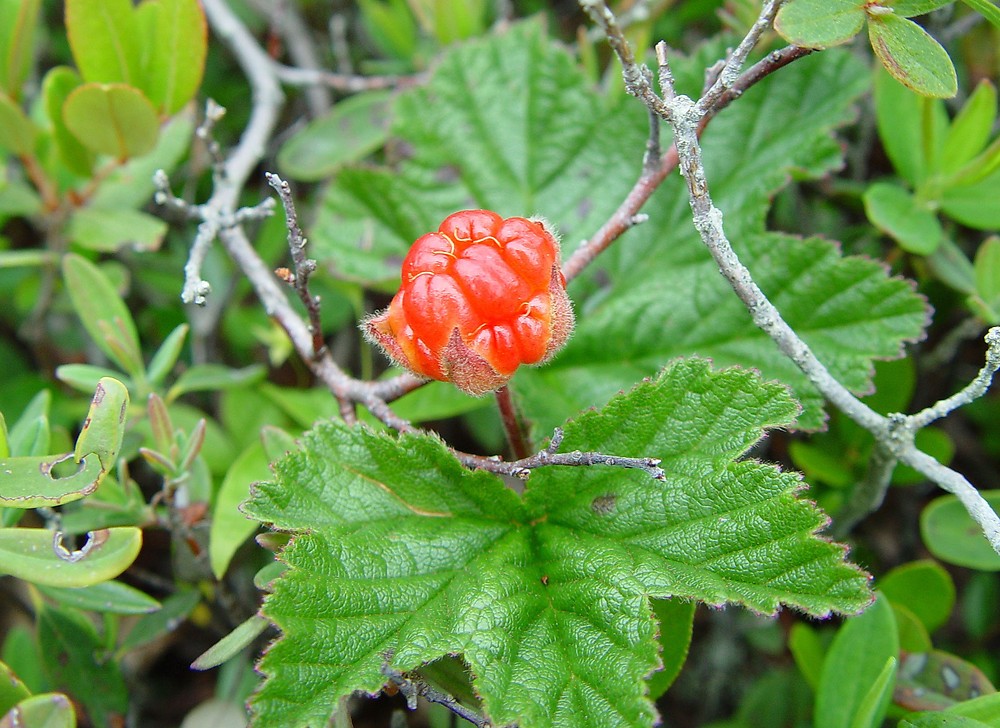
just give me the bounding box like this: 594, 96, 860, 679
65, 0, 141, 85
75, 377, 129, 472
42, 66, 94, 176
868, 13, 957, 98
138, 0, 208, 115
0, 454, 104, 508
0, 91, 36, 155
63, 83, 159, 160
0, 0, 41, 100
0, 527, 142, 587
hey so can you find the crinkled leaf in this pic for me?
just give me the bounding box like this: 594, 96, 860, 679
520, 232, 927, 434
0, 527, 142, 587
868, 13, 957, 98
246, 359, 871, 727
137, 0, 207, 115
67, 206, 167, 252
278, 90, 395, 182
774, 0, 865, 48
312, 21, 637, 285
863, 181, 943, 254
63, 83, 159, 159
65, 0, 141, 85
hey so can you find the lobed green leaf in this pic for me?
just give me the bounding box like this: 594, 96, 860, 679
247, 359, 871, 727
325, 25, 926, 432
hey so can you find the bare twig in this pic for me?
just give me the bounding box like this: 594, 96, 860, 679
246, 0, 332, 116
272, 63, 423, 92
265, 173, 326, 359
457, 427, 665, 481
381, 665, 491, 728
911, 327, 1000, 429
696, 0, 787, 115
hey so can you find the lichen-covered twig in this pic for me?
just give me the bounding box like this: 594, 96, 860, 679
381, 665, 491, 728
458, 427, 665, 481
265, 173, 326, 360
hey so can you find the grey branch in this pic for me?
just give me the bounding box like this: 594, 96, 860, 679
381, 665, 491, 728
581, 0, 1000, 555
265, 172, 326, 359
457, 427, 665, 481
910, 327, 1000, 429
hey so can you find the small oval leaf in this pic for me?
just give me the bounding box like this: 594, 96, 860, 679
868, 14, 958, 98
138, 0, 208, 115
63, 83, 159, 159
0, 527, 142, 587
0, 91, 36, 155
65, 0, 141, 85
0, 454, 104, 508
921, 491, 1000, 570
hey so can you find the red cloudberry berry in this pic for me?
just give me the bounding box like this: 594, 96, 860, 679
363, 209, 575, 396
